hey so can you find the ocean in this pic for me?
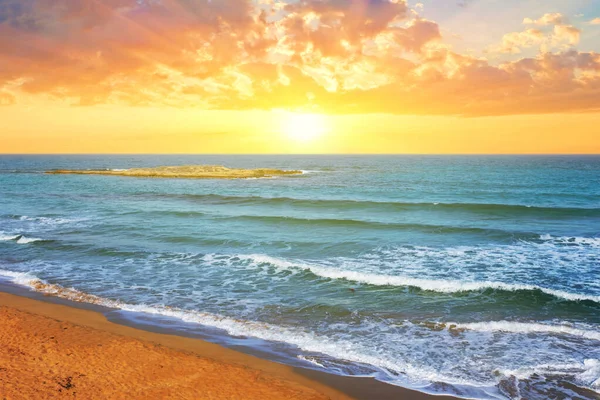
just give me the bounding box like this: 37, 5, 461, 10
0, 155, 599, 399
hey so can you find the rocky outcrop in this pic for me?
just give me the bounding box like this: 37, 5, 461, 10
46, 165, 303, 179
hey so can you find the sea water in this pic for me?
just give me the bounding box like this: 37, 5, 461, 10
0, 155, 599, 399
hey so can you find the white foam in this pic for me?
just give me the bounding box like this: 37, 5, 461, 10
0, 234, 20, 241
16, 236, 43, 244
0, 269, 39, 286
539, 234, 600, 247
0, 234, 43, 244
497, 358, 600, 388
239, 254, 600, 303
449, 321, 600, 341
297, 355, 326, 368
580, 359, 600, 389
18, 215, 87, 226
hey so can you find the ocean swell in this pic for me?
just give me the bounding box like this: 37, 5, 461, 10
143, 193, 600, 218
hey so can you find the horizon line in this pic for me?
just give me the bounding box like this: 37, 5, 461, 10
1, 153, 600, 156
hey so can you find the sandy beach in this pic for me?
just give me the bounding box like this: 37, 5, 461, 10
0, 290, 456, 400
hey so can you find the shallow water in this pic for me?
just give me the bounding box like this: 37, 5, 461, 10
1, 155, 599, 399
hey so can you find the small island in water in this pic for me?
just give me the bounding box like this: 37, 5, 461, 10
46, 165, 303, 179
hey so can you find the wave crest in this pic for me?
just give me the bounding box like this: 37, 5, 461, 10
150, 192, 600, 218
240, 254, 600, 304
0, 234, 44, 244
442, 321, 600, 342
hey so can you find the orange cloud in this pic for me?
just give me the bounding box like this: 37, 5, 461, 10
0, 0, 599, 116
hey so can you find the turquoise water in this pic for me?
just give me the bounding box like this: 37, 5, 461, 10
1, 155, 599, 399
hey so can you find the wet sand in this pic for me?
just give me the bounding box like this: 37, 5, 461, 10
46, 165, 303, 179
0, 290, 458, 400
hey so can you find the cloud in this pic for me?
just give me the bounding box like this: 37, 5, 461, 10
0, 0, 599, 116
523, 12, 565, 26
552, 24, 581, 46
589, 18, 600, 25
389, 19, 441, 53
280, 0, 410, 57
493, 28, 545, 54
490, 13, 581, 54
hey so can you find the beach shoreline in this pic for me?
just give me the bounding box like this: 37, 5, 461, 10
0, 284, 458, 400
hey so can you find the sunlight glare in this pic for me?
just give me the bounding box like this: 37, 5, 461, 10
282, 113, 328, 142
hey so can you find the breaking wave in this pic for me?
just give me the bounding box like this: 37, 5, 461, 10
0, 269, 488, 393
237, 254, 600, 304
441, 321, 600, 342
0, 234, 44, 244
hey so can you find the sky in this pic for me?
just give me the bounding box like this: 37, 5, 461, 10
0, 0, 599, 154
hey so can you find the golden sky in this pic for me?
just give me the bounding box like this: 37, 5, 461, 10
1, 0, 600, 153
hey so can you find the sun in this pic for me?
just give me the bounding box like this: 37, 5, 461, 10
282, 113, 328, 142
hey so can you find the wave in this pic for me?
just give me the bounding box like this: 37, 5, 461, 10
539, 234, 600, 247
238, 254, 600, 304
0, 234, 44, 244
16, 215, 88, 226
1, 268, 598, 398
119, 210, 206, 218
0, 234, 20, 241
496, 359, 600, 390
16, 236, 43, 244
0, 269, 478, 390
216, 214, 527, 235
114, 209, 600, 244
297, 355, 326, 368
0, 269, 39, 285
219, 216, 600, 246
146, 193, 600, 217
441, 321, 600, 341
